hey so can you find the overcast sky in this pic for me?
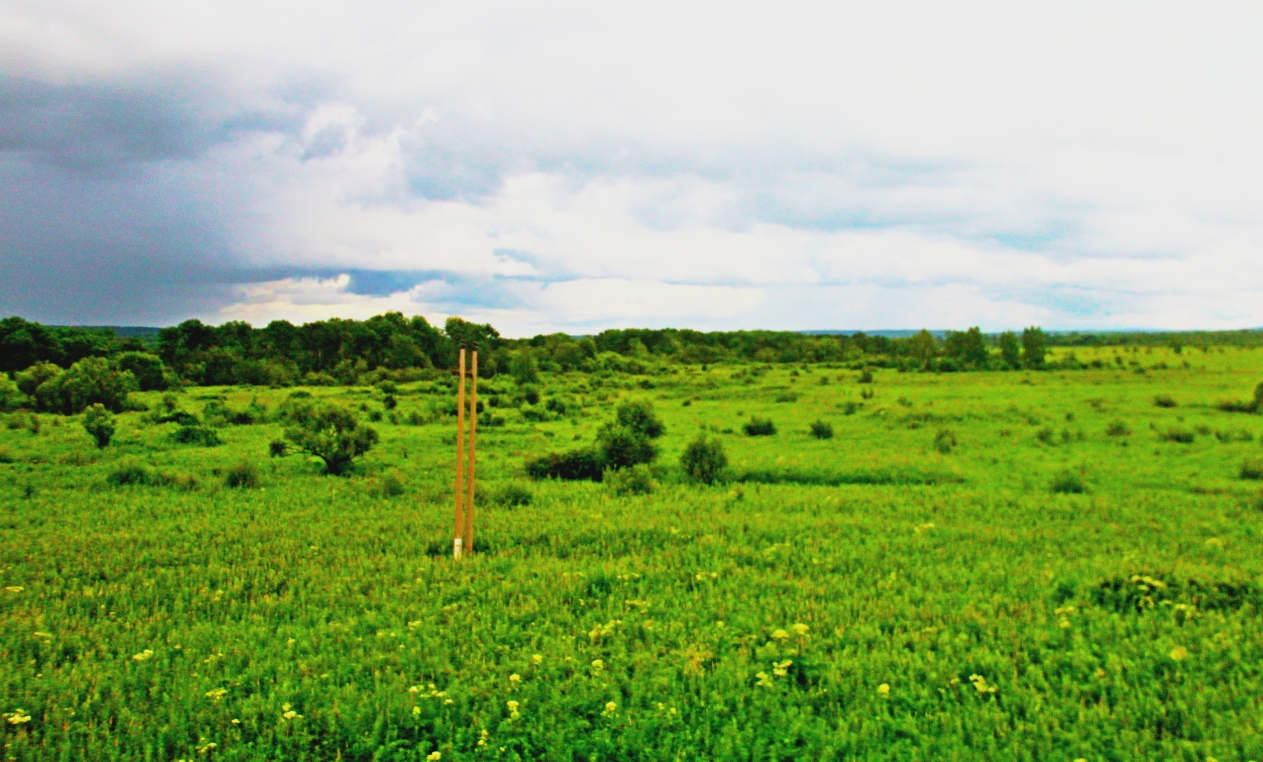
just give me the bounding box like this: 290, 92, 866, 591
2, 1, 1261, 335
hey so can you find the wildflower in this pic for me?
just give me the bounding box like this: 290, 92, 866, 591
196, 742, 217, 754
506, 700, 520, 718
770, 629, 789, 642
281, 703, 302, 720
132, 649, 154, 662
772, 659, 793, 677
590, 659, 605, 674
531, 654, 543, 665
413, 706, 421, 716
5, 586, 23, 593
509, 673, 521, 683
427, 752, 442, 761
968, 674, 997, 694
1170, 646, 1189, 661
205, 688, 228, 702
755, 672, 774, 688
230, 719, 240, 725
444, 699, 453, 705
792, 623, 809, 636
477, 729, 490, 747
408, 685, 421, 694
408, 620, 421, 628
4, 709, 32, 725
877, 683, 890, 696
604, 701, 617, 714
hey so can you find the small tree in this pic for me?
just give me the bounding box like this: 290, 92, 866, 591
0, 376, 28, 412
597, 425, 658, 470
1021, 327, 1047, 369
510, 351, 540, 385
998, 331, 1021, 368
284, 403, 379, 475
116, 352, 169, 391
33, 357, 136, 414
681, 434, 727, 484
615, 400, 666, 438
82, 404, 115, 448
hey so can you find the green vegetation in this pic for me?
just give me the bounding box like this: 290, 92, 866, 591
3, 325, 1263, 759
80, 404, 114, 448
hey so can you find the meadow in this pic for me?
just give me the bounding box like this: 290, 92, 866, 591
2, 344, 1263, 761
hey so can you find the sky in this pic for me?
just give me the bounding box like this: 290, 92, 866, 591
2, 1, 1262, 336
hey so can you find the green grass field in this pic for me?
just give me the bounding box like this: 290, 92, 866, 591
3, 345, 1263, 760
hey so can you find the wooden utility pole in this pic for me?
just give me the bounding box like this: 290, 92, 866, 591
453, 348, 478, 559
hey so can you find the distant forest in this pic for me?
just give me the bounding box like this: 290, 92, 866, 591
3, 314, 1262, 389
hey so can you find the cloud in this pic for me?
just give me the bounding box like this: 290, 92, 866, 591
2, 1, 1263, 332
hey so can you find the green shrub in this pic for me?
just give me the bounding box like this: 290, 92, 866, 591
596, 425, 658, 470
607, 464, 656, 496
1106, 420, 1131, 437
860, 388, 875, 400
0, 446, 14, 464
31, 357, 137, 414
858, 369, 874, 384
681, 435, 728, 484
81, 403, 115, 448
744, 417, 776, 436
809, 420, 834, 439
15, 362, 60, 396
1242, 459, 1263, 481
841, 401, 861, 415
1159, 428, 1195, 444
372, 471, 406, 497
494, 483, 534, 507
171, 426, 222, 447
284, 403, 379, 476
525, 448, 605, 481
224, 460, 262, 489
934, 428, 958, 454
1036, 427, 1055, 444
0, 376, 28, 412
383, 395, 398, 410
269, 439, 288, 457
1153, 394, 1177, 408
115, 352, 169, 391
107, 462, 154, 486
1051, 470, 1087, 494
775, 392, 799, 403
615, 400, 666, 438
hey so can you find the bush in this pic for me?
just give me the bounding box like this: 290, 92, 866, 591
607, 464, 656, 496
743, 417, 776, 436
81, 404, 115, 448
615, 400, 666, 439
115, 352, 169, 391
841, 401, 862, 415
775, 392, 799, 403
15, 362, 60, 396
681, 435, 728, 484
494, 483, 534, 507
1242, 459, 1263, 481
1153, 394, 1177, 408
107, 462, 155, 486
1106, 420, 1132, 437
269, 439, 288, 457
0, 376, 28, 412
1159, 428, 1195, 444
934, 429, 957, 454
284, 403, 379, 476
383, 395, 398, 410
525, 448, 605, 481
597, 425, 658, 470
809, 420, 834, 439
858, 369, 874, 384
157, 411, 200, 426
31, 357, 136, 414
371, 471, 406, 497
1051, 470, 1087, 494
0, 446, 15, 463
224, 460, 262, 489
171, 426, 222, 447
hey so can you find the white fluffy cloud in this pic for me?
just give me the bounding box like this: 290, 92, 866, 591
3, 1, 1262, 332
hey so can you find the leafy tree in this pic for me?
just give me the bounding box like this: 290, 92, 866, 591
680, 435, 728, 484
510, 351, 540, 385
614, 400, 666, 439
596, 425, 658, 470
116, 352, 170, 391
907, 329, 939, 367
34, 357, 136, 414
944, 327, 989, 368
16, 362, 61, 396
0, 376, 28, 412
1021, 327, 1047, 369
284, 403, 379, 475
82, 404, 115, 448
998, 331, 1021, 368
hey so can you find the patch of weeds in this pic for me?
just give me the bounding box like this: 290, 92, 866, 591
494, 483, 534, 507
1153, 394, 1177, 408
1106, 420, 1131, 437
933, 429, 957, 454
1051, 469, 1086, 494
774, 392, 799, 403
1093, 573, 1262, 614
1158, 428, 1195, 444
526, 448, 605, 481
1036, 427, 1055, 444
269, 439, 288, 457
681, 435, 728, 484
858, 369, 874, 384
1215, 429, 1253, 443
809, 420, 834, 439
743, 417, 776, 436
606, 464, 656, 496
172, 426, 222, 447
1241, 459, 1263, 480
840, 401, 862, 415
0, 446, 15, 464
224, 461, 262, 489
371, 470, 406, 497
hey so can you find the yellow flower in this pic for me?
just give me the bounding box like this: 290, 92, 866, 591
770, 629, 789, 641
506, 700, 520, 718
205, 688, 228, 702
509, 673, 521, 683
426, 752, 442, 761
877, 683, 890, 696
281, 703, 302, 720
754, 672, 774, 688
590, 659, 604, 673
604, 702, 617, 714
412, 706, 421, 716
531, 654, 543, 665
772, 659, 793, 677
792, 623, 809, 636
132, 649, 154, 662
1170, 646, 1189, 661
4, 709, 31, 725
5, 586, 23, 594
